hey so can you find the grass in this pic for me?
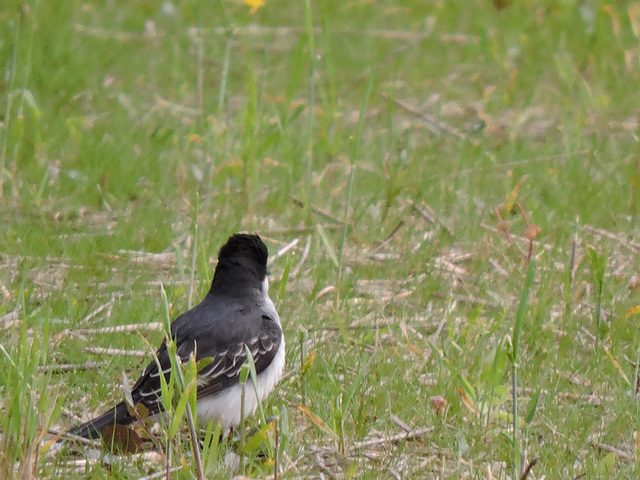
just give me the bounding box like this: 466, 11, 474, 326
1, 0, 640, 478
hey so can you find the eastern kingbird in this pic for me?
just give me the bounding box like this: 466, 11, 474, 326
68, 233, 285, 439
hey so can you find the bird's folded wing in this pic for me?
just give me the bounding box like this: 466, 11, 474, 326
194, 323, 282, 399
132, 316, 282, 406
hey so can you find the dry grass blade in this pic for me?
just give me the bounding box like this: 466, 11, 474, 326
352, 426, 434, 450
48, 429, 101, 447
291, 195, 343, 224
134, 465, 182, 480
152, 96, 201, 118
202, 24, 479, 42
581, 225, 640, 252
0, 310, 19, 329
406, 199, 454, 236
433, 256, 468, 277
391, 415, 412, 433
369, 220, 405, 256
481, 222, 556, 252
383, 93, 480, 145
76, 322, 163, 335
38, 361, 101, 373
73, 24, 150, 41
488, 258, 509, 276
83, 347, 147, 357
290, 235, 311, 279
269, 237, 300, 263
591, 442, 633, 460
513, 386, 613, 406
82, 298, 118, 323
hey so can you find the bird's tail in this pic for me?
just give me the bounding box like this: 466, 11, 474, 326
67, 401, 135, 439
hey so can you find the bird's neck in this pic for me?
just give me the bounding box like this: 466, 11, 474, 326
209, 263, 263, 296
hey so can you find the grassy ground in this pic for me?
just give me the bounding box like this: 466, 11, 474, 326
1, 0, 640, 478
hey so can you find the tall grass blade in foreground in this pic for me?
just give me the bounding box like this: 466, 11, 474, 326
160, 283, 205, 480
188, 193, 200, 309
587, 246, 606, 353
1, 2, 40, 196
238, 345, 276, 475
508, 259, 537, 479
0, 17, 19, 191
0, 316, 62, 479
338, 69, 374, 283
215, 0, 232, 117
303, 0, 316, 221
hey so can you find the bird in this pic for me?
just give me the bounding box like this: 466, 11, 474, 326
67, 233, 285, 440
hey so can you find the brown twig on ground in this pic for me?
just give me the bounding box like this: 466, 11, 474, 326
519, 458, 538, 480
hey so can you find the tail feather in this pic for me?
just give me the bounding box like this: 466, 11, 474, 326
67, 401, 135, 439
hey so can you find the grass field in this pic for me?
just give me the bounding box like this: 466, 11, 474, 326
1, 0, 640, 478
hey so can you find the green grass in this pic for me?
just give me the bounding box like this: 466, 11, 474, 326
2, 0, 640, 478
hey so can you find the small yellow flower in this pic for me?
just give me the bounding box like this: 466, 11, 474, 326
244, 0, 265, 14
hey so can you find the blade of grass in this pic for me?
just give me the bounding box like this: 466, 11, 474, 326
276, 254, 292, 311
338, 69, 374, 282
0, 312, 60, 478
215, 0, 232, 117
238, 363, 249, 475
1, 3, 39, 195
202, 419, 222, 474
587, 246, 606, 353
510, 259, 537, 479
512, 260, 537, 360
189, 193, 200, 309
303, 0, 316, 222
317, 224, 339, 268
160, 283, 204, 480
0, 18, 19, 192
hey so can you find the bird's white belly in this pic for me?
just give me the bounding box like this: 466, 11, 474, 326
196, 339, 285, 430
